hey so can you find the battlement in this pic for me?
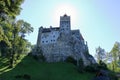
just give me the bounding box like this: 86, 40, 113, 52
35, 14, 96, 65
41, 27, 60, 33
60, 14, 70, 21
60, 14, 71, 34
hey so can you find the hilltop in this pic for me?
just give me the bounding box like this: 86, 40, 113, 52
0, 55, 95, 80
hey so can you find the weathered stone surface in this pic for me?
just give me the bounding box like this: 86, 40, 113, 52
34, 14, 96, 66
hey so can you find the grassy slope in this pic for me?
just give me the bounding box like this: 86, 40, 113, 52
0, 55, 95, 80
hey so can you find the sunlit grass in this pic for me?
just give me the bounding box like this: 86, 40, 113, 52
0, 54, 26, 75
0, 55, 95, 80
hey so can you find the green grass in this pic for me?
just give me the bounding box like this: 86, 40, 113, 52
0, 55, 95, 80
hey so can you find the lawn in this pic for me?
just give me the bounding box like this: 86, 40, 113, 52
0, 55, 95, 80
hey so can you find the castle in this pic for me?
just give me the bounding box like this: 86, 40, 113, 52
35, 14, 95, 66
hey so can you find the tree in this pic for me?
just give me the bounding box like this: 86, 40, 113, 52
9, 20, 33, 67
110, 42, 120, 71
95, 46, 106, 63
0, 0, 24, 21
0, 0, 25, 58
0, 26, 11, 57
0, 0, 34, 68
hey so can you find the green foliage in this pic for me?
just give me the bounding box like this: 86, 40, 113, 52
0, 19, 34, 68
0, 0, 24, 21
0, 55, 95, 80
107, 61, 120, 73
84, 61, 108, 73
110, 42, 120, 71
77, 58, 84, 73
95, 46, 106, 63
33, 54, 46, 62
0, 27, 4, 41
99, 60, 108, 70
84, 64, 99, 72
65, 56, 77, 65
32, 46, 46, 62
108, 71, 118, 80
0, 0, 31, 68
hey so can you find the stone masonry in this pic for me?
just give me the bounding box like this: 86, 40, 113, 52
35, 14, 96, 66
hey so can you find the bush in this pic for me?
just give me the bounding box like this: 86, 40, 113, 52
23, 74, 31, 80
33, 55, 38, 60
84, 60, 108, 73
108, 72, 118, 80
65, 56, 77, 65
84, 64, 100, 72
77, 58, 84, 73
99, 60, 108, 70
15, 74, 31, 80
33, 54, 46, 62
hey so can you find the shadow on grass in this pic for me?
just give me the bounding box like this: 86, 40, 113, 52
0, 57, 10, 74
0, 55, 95, 80
0, 55, 32, 80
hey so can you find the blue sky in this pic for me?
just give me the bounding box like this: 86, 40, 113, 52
17, 0, 120, 56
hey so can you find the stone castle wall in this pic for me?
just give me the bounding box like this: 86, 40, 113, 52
36, 29, 94, 66
35, 14, 96, 66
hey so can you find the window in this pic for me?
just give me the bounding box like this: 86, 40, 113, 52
46, 41, 48, 43
42, 41, 44, 43
53, 35, 55, 37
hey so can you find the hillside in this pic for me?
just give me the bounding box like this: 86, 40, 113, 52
0, 55, 95, 80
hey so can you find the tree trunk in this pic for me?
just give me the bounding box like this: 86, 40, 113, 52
9, 26, 16, 68
9, 49, 14, 68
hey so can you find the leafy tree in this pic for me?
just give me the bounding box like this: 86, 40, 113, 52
0, 27, 4, 41
0, 0, 34, 68
0, 26, 11, 56
110, 42, 120, 71
98, 60, 107, 70
0, 0, 25, 57
9, 20, 33, 67
95, 46, 106, 63
0, 0, 24, 21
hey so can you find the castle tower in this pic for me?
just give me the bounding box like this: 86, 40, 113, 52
60, 14, 71, 34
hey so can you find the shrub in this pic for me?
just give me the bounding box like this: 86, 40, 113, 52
99, 60, 108, 70
84, 64, 100, 72
15, 75, 23, 79
108, 72, 118, 80
33, 54, 46, 62
15, 74, 31, 80
23, 74, 31, 80
77, 58, 84, 73
65, 56, 77, 65
84, 60, 108, 73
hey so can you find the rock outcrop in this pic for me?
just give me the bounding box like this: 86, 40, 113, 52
33, 14, 96, 66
